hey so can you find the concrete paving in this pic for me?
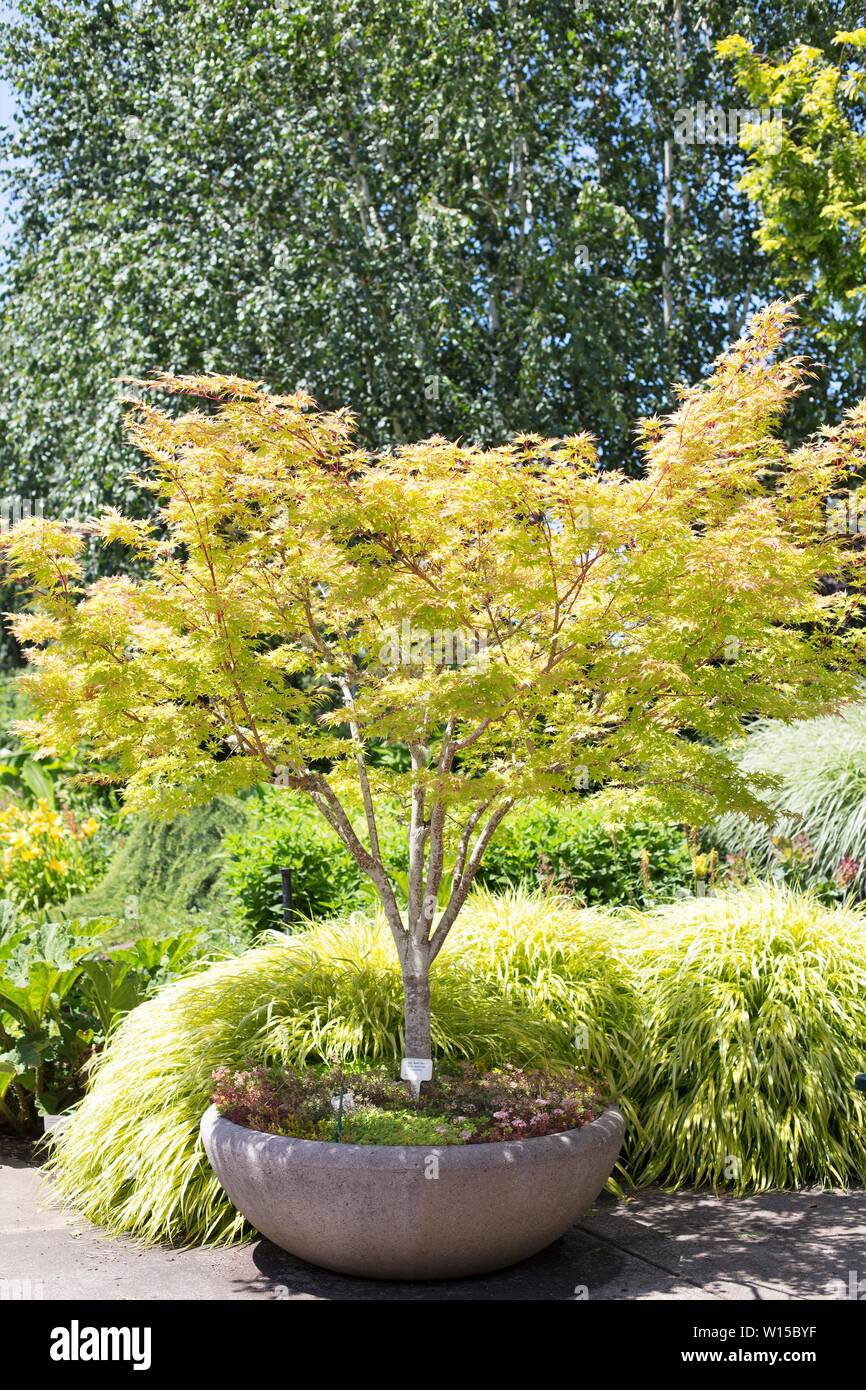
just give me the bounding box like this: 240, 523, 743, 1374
1, 1135, 863, 1301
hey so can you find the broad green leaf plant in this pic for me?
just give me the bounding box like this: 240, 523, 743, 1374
3, 303, 865, 1063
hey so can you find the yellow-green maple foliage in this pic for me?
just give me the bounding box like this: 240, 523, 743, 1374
2, 304, 865, 1042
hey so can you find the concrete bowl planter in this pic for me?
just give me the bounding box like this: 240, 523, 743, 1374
201, 1103, 624, 1280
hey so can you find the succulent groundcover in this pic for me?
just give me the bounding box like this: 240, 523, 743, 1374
211, 1062, 604, 1147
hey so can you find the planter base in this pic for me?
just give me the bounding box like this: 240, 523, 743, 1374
201, 1103, 624, 1280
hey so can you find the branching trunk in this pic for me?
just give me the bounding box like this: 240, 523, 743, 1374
662, 0, 684, 336
292, 725, 517, 1083
662, 137, 674, 332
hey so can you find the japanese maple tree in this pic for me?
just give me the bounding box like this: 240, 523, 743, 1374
3, 303, 865, 1065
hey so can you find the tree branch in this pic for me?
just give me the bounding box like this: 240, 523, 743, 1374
335, 675, 383, 863
449, 799, 493, 889
428, 797, 514, 961
407, 741, 428, 932
299, 772, 406, 954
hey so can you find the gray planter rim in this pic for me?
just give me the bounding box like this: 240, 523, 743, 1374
201, 1101, 623, 1163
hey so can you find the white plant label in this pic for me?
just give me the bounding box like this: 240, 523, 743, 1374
401, 1057, 433, 1094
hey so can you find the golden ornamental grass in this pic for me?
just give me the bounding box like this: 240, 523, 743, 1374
48, 885, 866, 1245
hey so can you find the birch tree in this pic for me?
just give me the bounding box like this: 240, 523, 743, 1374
5, 0, 844, 534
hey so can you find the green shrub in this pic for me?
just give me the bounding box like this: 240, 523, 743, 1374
476, 799, 693, 906
66, 797, 244, 939
224, 793, 374, 931
48, 884, 866, 1244
224, 793, 693, 933
0, 905, 210, 1131
621, 885, 866, 1191
711, 703, 866, 899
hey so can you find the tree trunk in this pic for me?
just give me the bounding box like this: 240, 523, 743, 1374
402, 951, 432, 1061
662, 137, 674, 332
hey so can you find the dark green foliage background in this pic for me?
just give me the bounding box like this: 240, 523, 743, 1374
224, 792, 694, 934
475, 801, 693, 904
223, 794, 373, 931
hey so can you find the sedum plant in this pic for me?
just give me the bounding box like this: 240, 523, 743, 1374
2, 303, 866, 1067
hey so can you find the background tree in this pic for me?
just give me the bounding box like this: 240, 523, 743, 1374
0, 0, 861, 560
3, 304, 865, 1065
721, 28, 866, 403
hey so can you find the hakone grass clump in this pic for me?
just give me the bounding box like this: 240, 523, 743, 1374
47, 885, 866, 1245
211, 1061, 604, 1145
621, 885, 866, 1191
710, 702, 866, 899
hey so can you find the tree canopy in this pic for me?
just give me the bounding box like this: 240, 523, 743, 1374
3, 302, 865, 1053
722, 27, 866, 393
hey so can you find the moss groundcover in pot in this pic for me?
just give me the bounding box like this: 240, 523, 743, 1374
201, 1064, 624, 1279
